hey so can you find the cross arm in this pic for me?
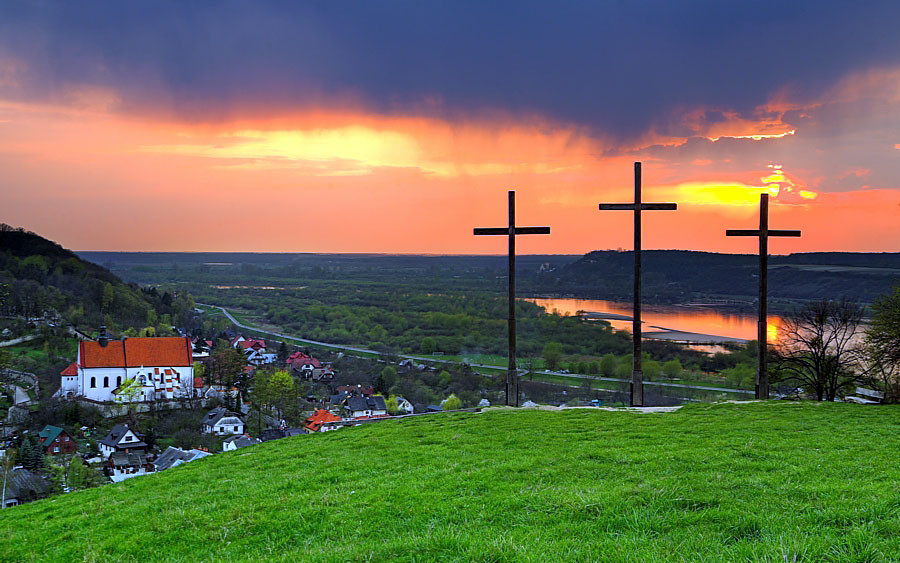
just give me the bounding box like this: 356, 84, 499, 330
726, 229, 801, 237
599, 203, 677, 210
474, 227, 551, 236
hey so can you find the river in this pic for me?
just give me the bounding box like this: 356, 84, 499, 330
526, 297, 781, 345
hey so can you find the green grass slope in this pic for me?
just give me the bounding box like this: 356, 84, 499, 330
3, 403, 900, 562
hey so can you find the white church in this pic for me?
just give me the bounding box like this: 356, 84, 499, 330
58, 332, 195, 403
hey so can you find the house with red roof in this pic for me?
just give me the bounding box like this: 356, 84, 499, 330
302, 409, 343, 432
286, 352, 334, 381
232, 336, 276, 366
57, 330, 194, 402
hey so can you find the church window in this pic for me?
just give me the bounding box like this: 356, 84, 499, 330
90, 377, 96, 388
103, 376, 109, 388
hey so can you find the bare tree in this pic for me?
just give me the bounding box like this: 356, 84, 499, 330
177, 376, 197, 410
1, 449, 16, 509
773, 298, 865, 401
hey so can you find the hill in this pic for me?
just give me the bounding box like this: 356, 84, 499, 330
2, 402, 899, 561
552, 250, 900, 304
0, 224, 191, 332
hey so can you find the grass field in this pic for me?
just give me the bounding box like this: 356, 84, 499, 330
2, 402, 900, 561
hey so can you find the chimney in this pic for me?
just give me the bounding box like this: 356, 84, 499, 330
99, 325, 109, 347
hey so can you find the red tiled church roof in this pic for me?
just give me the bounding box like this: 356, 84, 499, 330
80, 337, 192, 368
60, 362, 78, 376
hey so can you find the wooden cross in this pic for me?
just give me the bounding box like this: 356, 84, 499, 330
474, 190, 550, 407
726, 192, 800, 399
598, 162, 677, 407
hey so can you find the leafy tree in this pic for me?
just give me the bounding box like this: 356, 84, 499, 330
442, 393, 462, 410
723, 363, 755, 389
420, 337, 437, 355
774, 298, 865, 401
101, 282, 114, 313
375, 366, 398, 394
600, 354, 617, 377
437, 370, 451, 386
44, 459, 65, 494
256, 370, 296, 421
643, 360, 661, 381
385, 395, 400, 415
115, 377, 143, 404
542, 342, 563, 371
207, 346, 246, 387
868, 284, 900, 365
65, 456, 93, 491
19, 435, 43, 471
866, 285, 900, 401
277, 341, 290, 362
662, 358, 683, 379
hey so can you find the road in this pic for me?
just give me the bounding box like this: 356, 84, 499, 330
0, 334, 39, 348
201, 303, 753, 396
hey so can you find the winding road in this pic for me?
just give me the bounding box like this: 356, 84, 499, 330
201, 303, 754, 396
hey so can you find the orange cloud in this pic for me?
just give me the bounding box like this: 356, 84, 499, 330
0, 91, 897, 254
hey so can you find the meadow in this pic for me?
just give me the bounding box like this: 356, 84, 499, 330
2, 401, 899, 562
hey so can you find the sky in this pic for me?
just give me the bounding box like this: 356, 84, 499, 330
1, 1, 899, 254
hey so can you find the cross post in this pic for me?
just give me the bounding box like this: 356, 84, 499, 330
598, 162, 677, 407
474, 190, 550, 406
726, 192, 800, 399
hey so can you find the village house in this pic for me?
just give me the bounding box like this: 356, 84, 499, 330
201, 407, 245, 435
286, 352, 334, 381
2, 468, 50, 507
336, 384, 374, 397
98, 424, 148, 459
107, 451, 154, 482
153, 446, 211, 471
38, 425, 77, 455
303, 409, 343, 432
222, 435, 260, 451
345, 396, 388, 419
394, 396, 415, 415
191, 337, 213, 361
57, 330, 194, 403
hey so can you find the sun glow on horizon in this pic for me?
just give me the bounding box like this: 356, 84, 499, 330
0, 87, 897, 253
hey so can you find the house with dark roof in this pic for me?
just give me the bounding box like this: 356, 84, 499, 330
286, 352, 334, 381
329, 391, 349, 407
107, 451, 154, 482
336, 384, 374, 397
258, 428, 286, 442
201, 407, 244, 435
154, 446, 211, 471
57, 333, 194, 402
98, 424, 148, 459
2, 468, 50, 507
38, 425, 76, 455
222, 435, 260, 451
345, 396, 388, 419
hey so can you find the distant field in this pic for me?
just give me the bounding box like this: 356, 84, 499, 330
3, 402, 900, 562
781, 263, 900, 275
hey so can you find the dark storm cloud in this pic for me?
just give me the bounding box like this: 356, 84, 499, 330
2, 1, 899, 139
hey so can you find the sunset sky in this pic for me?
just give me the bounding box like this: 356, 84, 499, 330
1, 2, 899, 254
